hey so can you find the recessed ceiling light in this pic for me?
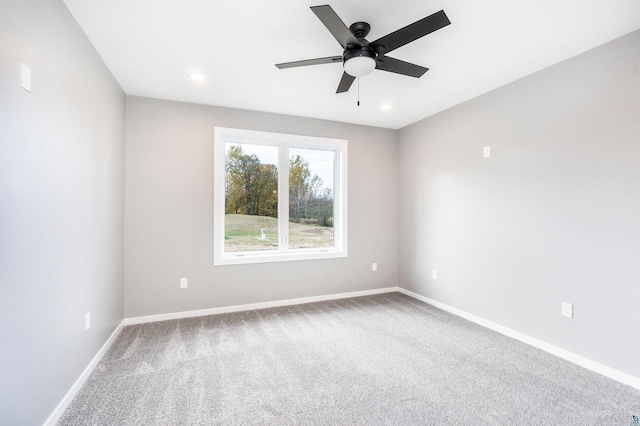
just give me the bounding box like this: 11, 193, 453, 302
381, 104, 392, 110
190, 73, 205, 81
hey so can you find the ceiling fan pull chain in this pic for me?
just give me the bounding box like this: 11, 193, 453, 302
357, 77, 360, 106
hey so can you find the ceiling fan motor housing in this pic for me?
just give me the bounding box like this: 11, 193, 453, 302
343, 46, 376, 63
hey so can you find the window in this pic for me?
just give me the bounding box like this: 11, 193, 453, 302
214, 127, 347, 265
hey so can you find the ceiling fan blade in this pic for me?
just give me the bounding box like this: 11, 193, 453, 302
370, 10, 450, 55
336, 72, 356, 93
311, 5, 361, 49
276, 56, 343, 69
375, 56, 428, 78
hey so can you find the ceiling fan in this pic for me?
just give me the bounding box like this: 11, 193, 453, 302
275, 5, 451, 94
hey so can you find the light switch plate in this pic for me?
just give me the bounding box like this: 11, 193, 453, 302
21, 63, 31, 92
180, 277, 188, 288
562, 302, 573, 318
483, 146, 491, 158
432, 269, 438, 279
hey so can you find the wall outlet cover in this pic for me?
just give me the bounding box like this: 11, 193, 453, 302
562, 302, 573, 318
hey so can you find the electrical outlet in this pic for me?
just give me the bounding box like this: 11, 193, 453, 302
561, 302, 573, 318
85, 312, 91, 331
372, 263, 377, 272
483, 146, 491, 158
180, 277, 188, 288
432, 269, 438, 279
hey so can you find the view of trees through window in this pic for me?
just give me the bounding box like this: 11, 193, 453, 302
289, 148, 334, 249
224, 143, 334, 252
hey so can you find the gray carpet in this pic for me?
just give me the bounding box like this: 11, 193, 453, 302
58, 293, 640, 425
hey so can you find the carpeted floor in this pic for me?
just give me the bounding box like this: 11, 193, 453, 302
58, 293, 640, 425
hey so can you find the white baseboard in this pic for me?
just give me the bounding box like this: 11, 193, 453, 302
398, 287, 640, 390
43, 321, 125, 426
123, 286, 401, 326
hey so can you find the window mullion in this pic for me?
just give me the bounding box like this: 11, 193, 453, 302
278, 144, 290, 251
332, 149, 340, 249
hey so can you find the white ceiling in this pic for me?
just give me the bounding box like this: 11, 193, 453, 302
63, 0, 640, 129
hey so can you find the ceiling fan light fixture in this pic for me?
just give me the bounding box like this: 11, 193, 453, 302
344, 56, 376, 77
343, 48, 376, 77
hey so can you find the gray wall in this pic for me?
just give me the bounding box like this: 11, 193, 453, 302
398, 30, 640, 377
0, 1, 126, 424
124, 97, 398, 317
1, 3, 636, 422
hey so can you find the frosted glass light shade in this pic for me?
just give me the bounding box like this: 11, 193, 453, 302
344, 56, 376, 77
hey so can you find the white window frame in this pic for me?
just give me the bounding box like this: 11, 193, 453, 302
214, 127, 348, 266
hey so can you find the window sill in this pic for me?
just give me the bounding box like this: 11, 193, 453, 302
214, 248, 347, 266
